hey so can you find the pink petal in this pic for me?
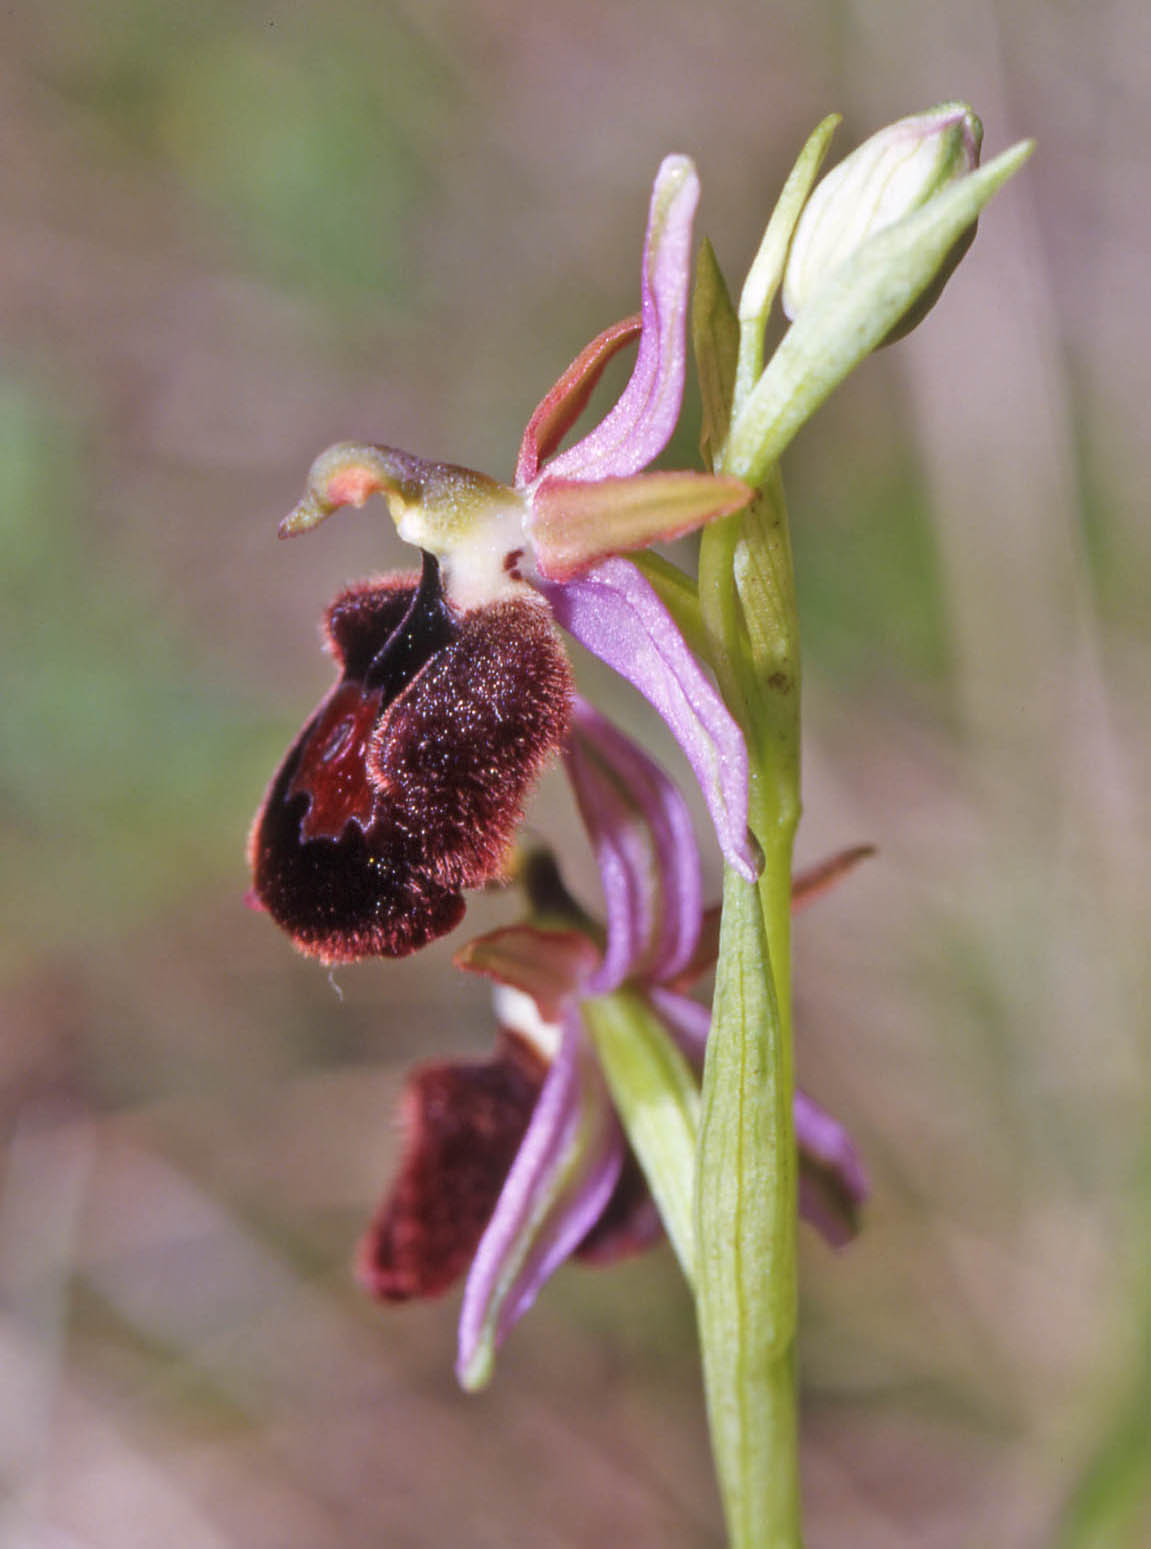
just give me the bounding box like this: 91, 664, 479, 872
541, 155, 700, 482
565, 699, 701, 993
515, 316, 642, 487
456, 1013, 625, 1389
537, 558, 756, 880
527, 470, 750, 581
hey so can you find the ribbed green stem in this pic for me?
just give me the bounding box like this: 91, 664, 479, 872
696, 470, 802, 1546
695, 867, 798, 1548
688, 111, 1030, 1549
735, 469, 802, 1041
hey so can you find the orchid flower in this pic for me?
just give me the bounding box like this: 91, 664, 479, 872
254, 157, 757, 964
357, 701, 869, 1389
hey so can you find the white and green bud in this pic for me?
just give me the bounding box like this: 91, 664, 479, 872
782, 102, 983, 340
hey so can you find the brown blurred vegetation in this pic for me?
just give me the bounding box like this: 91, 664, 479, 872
1, 1, 1147, 1545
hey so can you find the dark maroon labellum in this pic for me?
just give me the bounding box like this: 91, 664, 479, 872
357, 1032, 666, 1305
357, 1033, 547, 1301
249, 554, 573, 962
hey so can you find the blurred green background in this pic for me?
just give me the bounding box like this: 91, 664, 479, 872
1, 2, 1147, 1544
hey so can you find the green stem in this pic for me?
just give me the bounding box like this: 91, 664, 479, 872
696, 463, 802, 1547
689, 114, 1030, 1549
695, 869, 798, 1548
736, 469, 802, 1029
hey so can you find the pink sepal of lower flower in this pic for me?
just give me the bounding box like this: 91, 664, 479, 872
357, 715, 869, 1388
454, 1000, 624, 1391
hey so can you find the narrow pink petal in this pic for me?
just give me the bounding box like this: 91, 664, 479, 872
542, 156, 700, 482
528, 470, 751, 581
456, 1013, 625, 1388
454, 925, 600, 1022
537, 558, 756, 880
515, 316, 642, 487
795, 1088, 870, 1247
564, 737, 647, 996
565, 699, 701, 993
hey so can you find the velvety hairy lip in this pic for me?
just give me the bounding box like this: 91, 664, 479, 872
358, 1032, 548, 1302
249, 554, 572, 962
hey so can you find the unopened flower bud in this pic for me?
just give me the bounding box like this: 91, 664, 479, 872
782, 102, 983, 340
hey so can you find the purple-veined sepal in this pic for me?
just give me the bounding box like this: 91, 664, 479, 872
565, 698, 701, 994
539, 558, 757, 880
456, 1010, 625, 1391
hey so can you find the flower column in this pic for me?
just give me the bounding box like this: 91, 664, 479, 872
690, 107, 1033, 1547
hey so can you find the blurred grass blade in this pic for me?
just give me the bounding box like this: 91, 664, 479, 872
1057, 1379, 1151, 1548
